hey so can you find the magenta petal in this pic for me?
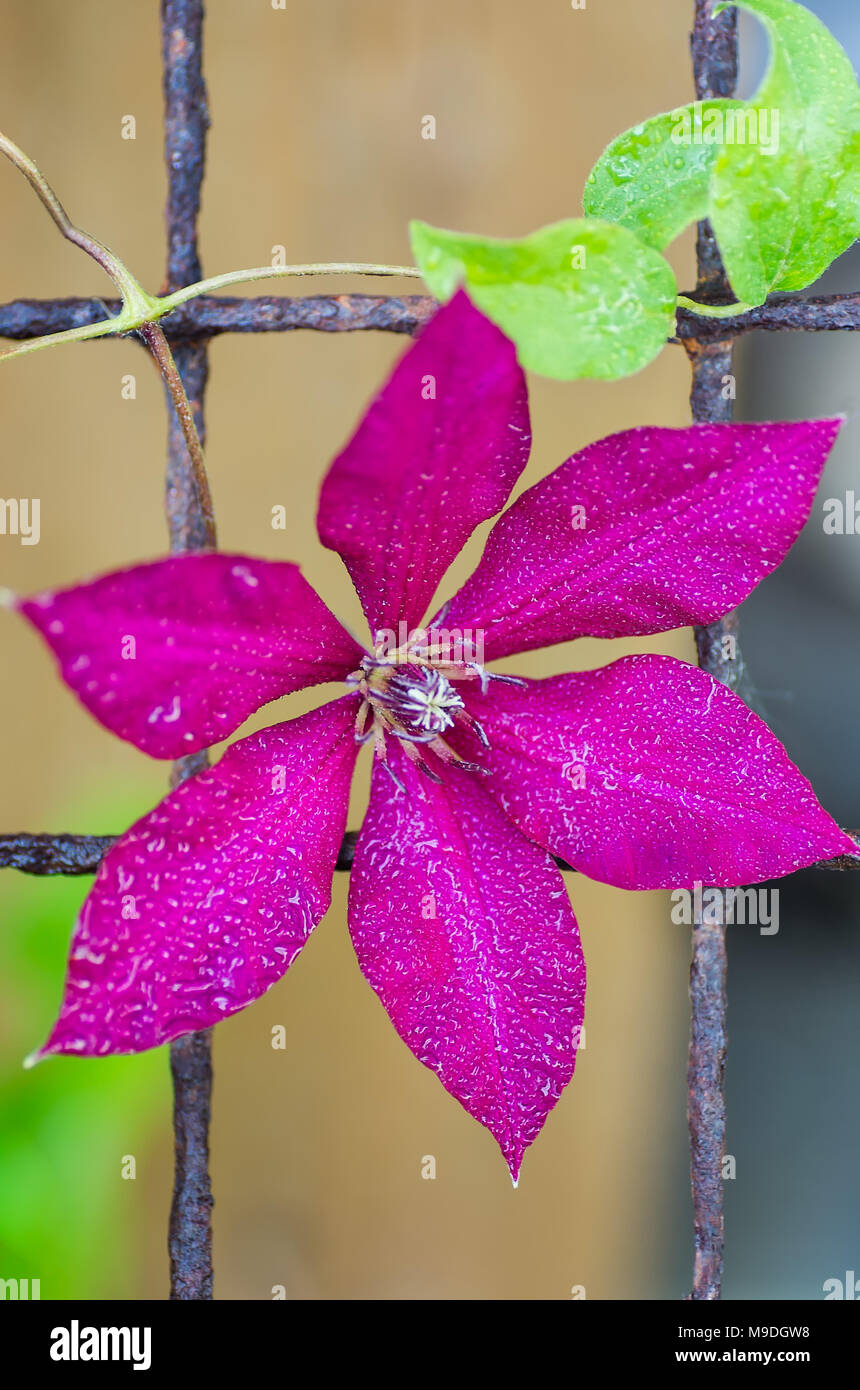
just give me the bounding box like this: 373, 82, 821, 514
35, 698, 359, 1058
19, 553, 362, 757
464, 655, 857, 891
348, 745, 585, 1181
317, 291, 530, 639
442, 420, 842, 660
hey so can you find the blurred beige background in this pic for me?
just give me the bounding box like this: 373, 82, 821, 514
0, 0, 704, 1299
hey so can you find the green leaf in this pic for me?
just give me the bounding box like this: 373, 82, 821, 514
710, 0, 860, 304
410, 218, 677, 381
583, 100, 744, 250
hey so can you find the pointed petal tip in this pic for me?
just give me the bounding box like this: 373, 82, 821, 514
0, 586, 18, 611
34, 700, 360, 1057
502, 1139, 524, 1186
758, 825, 860, 879
806, 824, 860, 869
443, 417, 847, 661
22, 1046, 47, 1070
780, 414, 845, 457
317, 288, 530, 635
807, 414, 845, 444
16, 554, 362, 759
836, 830, 860, 859
351, 747, 583, 1187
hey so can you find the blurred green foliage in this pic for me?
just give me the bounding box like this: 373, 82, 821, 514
0, 794, 167, 1299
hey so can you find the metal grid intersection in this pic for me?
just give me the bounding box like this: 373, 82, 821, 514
1, 0, 857, 1300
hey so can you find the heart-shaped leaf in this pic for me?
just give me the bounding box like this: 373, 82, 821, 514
410, 218, 676, 381
710, 0, 860, 305
583, 100, 743, 250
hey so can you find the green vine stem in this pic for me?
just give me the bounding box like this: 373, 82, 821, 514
157, 262, 422, 314
0, 129, 422, 366
676, 294, 756, 319
0, 132, 155, 315
137, 321, 215, 547
0, 127, 422, 535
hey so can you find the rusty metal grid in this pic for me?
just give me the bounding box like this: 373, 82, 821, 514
1, 0, 857, 1300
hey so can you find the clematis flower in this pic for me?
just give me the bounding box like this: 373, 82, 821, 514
14, 291, 856, 1180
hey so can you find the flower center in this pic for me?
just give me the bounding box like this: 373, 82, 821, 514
345, 626, 501, 790
379, 664, 464, 735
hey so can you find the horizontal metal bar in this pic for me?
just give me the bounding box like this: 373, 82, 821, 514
3, 289, 860, 346
674, 290, 860, 338
0, 832, 118, 874
0, 294, 437, 342
0, 830, 356, 874
1, 829, 857, 876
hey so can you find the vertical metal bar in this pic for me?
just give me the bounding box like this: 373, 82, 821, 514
159, 0, 215, 1301
161, 0, 212, 555
683, 0, 739, 1302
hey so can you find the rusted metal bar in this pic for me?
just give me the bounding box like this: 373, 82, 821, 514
0, 833, 117, 874
691, 0, 737, 99
0, 294, 436, 341
160, 0, 214, 1303
2, 829, 857, 878
682, 0, 739, 1304
5, 288, 860, 347
168, 1028, 213, 1301
685, 908, 729, 1301
675, 292, 860, 338
162, 0, 207, 296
